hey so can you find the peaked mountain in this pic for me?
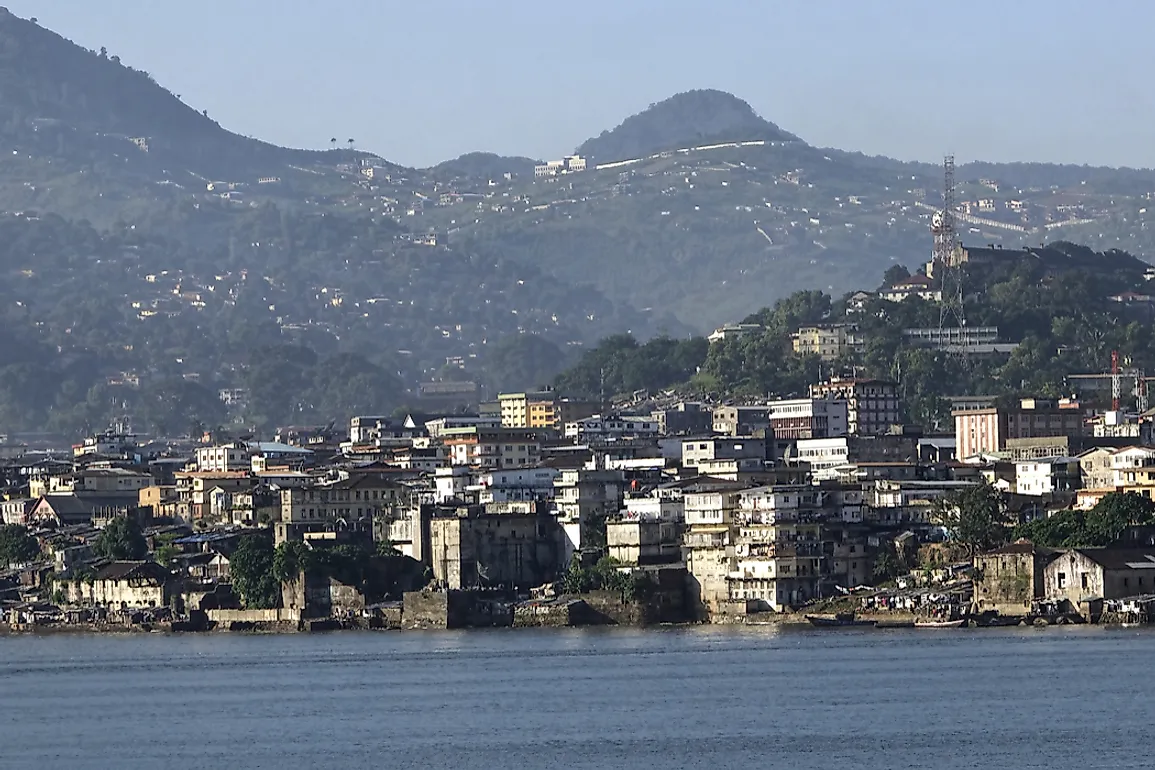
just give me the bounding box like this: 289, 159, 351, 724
574, 89, 800, 163
0, 7, 348, 176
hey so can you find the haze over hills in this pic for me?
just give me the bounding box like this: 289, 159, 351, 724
3, 8, 1155, 434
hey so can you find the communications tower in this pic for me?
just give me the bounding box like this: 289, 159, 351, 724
933, 155, 966, 330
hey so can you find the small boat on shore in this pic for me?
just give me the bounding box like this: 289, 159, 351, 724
806, 613, 876, 628
874, 619, 915, 629
914, 619, 967, 629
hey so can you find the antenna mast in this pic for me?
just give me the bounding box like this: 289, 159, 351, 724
935, 155, 965, 330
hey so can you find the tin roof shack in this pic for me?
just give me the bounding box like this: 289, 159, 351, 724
1043, 548, 1155, 620
65, 561, 175, 610
973, 540, 1059, 616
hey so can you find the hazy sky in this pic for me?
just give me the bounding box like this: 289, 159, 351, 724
7, 0, 1154, 168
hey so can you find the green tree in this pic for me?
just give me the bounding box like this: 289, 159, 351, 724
94, 516, 147, 560
272, 540, 315, 582
0, 524, 40, 566
1014, 492, 1155, 547
229, 533, 279, 609
932, 483, 1011, 556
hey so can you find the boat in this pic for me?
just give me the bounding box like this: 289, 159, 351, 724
805, 612, 876, 628
874, 619, 915, 629
914, 619, 967, 629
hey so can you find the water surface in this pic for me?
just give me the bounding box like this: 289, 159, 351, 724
1, 626, 1151, 769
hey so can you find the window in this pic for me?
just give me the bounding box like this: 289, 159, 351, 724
1058, 572, 1067, 589
1082, 574, 1090, 590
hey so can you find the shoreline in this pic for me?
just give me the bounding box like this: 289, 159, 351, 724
0, 611, 1109, 636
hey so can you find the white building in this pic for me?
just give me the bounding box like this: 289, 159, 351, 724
564, 414, 661, 440
1014, 457, 1081, 496
794, 438, 851, 480
195, 443, 252, 473
765, 398, 849, 440
707, 323, 762, 343
1112, 447, 1155, 486
474, 467, 559, 504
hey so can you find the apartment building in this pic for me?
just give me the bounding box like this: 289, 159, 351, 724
790, 323, 865, 361
810, 378, 900, 436
953, 398, 1086, 458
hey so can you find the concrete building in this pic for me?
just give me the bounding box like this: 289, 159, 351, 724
474, 467, 558, 504
727, 485, 825, 610
606, 520, 683, 566
1078, 447, 1117, 491
650, 402, 713, 436
553, 468, 626, 563
441, 427, 542, 469
195, 443, 252, 473
280, 476, 406, 525
712, 406, 770, 437
497, 391, 598, 430
683, 488, 742, 615
1044, 548, 1155, 616
428, 506, 560, 590
880, 274, 942, 303
810, 378, 900, 436
765, 398, 849, 440
953, 399, 1086, 459
1014, 457, 1081, 496
707, 323, 763, 343
972, 541, 1058, 616
790, 324, 865, 361
65, 561, 174, 609
681, 436, 768, 471
564, 414, 661, 441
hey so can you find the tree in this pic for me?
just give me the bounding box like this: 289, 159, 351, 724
932, 483, 1010, 556
94, 516, 147, 560
881, 264, 911, 287
230, 534, 279, 609
0, 524, 40, 566
1014, 492, 1155, 548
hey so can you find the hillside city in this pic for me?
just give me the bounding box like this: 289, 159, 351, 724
6, 8, 1155, 632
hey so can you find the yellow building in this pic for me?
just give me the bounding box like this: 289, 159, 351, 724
790, 324, 864, 361
498, 391, 598, 430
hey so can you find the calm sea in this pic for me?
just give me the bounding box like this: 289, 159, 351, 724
1, 626, 1152, 769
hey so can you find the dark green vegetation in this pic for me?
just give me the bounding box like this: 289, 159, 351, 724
561, 555, 655, 601
1, 10, 1155, 435
932, 483, 1012, 557
93, 516, 148, 561
551, 243, 1155, 429
0, 523, 40, 566
1015, 492, 1155, 548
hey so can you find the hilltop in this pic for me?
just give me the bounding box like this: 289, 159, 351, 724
574, 89, 800, 163
0, 9, 1155, 436
0, 8, 349, 178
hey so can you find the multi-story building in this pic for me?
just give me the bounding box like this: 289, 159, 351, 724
790, 323, 865, 361
810, 378, 900, 436
279, 476, 406, 525
681, 436, 768, 472
195, 443, 252, 473
683, 488, 741, 614
764, 398, 849, 440
441, 427, 542, 469
428, 504, 561, 589
475, 467, 559, 504
553, 468, 626, 563
712, 405, 770, 436
1014, 457, 1081, 496
650, 402, 713, 435
563, 414, 661, 441
498, 391, 599, 430
727, 486, 825, 610
953, 398, 1086, 458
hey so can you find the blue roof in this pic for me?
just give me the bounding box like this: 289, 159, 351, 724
171, 532, 238, 545
253, 441, 313, 455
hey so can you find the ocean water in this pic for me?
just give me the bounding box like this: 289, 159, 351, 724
1, 625, 1153, 769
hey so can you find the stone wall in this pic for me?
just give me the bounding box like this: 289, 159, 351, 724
402, 590, 513, 629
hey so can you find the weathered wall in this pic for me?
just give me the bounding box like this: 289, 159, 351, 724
402, 590, 513, 629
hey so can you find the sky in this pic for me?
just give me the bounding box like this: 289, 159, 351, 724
6, 0, 1155, 169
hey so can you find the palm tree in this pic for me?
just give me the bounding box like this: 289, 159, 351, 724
347, 138, 355, 151
329, 137, 337, 151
